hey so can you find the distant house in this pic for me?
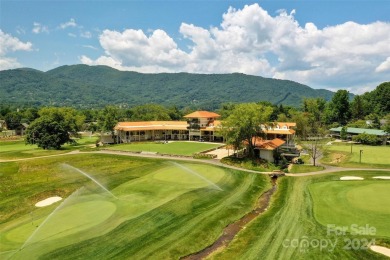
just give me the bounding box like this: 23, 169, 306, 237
15, 123, 29, 136
252, 138, 286, 163
329, 127, 388, 145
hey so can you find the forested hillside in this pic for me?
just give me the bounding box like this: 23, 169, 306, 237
1, 64, 335, 109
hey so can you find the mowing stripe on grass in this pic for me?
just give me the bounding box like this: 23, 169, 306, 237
170, 162, 223, 191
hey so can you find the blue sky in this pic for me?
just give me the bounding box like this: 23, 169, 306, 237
1, 0, 389, 94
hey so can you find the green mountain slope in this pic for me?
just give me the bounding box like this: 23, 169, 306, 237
0, 64, 336, 108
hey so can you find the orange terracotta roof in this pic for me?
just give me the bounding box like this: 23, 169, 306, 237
264, 129, 295, 135
252, 138, 286, 150
183, 111, 221, 118
115, 121, 187, 131
276, 122, 296, 128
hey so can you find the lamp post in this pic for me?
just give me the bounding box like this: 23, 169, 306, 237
359, 149, 363, 163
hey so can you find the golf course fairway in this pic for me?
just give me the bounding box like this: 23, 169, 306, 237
0, 154, 270, 259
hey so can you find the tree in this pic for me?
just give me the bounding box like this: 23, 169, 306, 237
350, 95, 366, 120
4, 111, 22, 130
221, 103, 273, 158
25, 117, 70, 149
38, 107, 85, 134
383, 114, 390, 134
129, 104, 171, 121
328, 90, 351, 125
98, 106, 121, 133
340, 126, 348, 140
306, 138, 326, 166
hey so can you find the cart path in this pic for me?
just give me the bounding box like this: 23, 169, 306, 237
1, 149, 389, 176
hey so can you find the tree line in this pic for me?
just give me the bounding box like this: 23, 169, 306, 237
0, 82, 388, 150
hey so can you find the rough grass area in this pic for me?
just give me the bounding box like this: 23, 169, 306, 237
0, 137, 98, 160
221, 156, 279, 172
0, 154, 269, 259
322, 143, 390, 168
212, 170, 390, 259
105, 141, 222, 156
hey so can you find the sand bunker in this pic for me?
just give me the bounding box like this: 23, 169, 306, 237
35, 196, 62, 207
373, 176, 390, 180
370, 245, 390, 257
340, 176, 364, 180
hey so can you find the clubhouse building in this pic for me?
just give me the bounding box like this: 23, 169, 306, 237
114, 111, 297, 158
115, 111, 223, 143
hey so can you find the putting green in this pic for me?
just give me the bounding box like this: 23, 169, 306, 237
6, 200, 116, 244
309, 180, 390, 237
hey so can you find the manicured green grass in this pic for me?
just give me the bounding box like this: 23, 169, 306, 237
212, 171, 390, 259
322, 143, 390, 168
0, 153, 269, 259
309, 180, 390, 237
106, 141, 222, 156
289, 164, 324, 173
0, 137, 98, 160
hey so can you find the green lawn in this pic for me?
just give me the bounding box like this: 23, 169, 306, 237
212, 171, 390, 259
289, 164, 324, 173
0, 137, 98, 160
322, 143, 390, 168
310, 179, 390, 237
0, 153, 269, 259
106, 141, 222, 156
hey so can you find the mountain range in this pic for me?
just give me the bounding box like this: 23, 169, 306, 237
0, 64, 336, 109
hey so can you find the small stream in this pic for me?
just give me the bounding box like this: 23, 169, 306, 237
182, 177, 278, 260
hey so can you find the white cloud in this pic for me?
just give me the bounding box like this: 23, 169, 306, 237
375, 57, 390, 73
82, 45, 98, 50
80, 31, 92, 38
0, 30, 33, 70
32, 22, 49, 34
68, 33, 77, 38
60, 18, 77, 29
81, 3, 390, 93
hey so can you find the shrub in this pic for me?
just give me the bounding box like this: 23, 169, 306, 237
352, 132, 381, 145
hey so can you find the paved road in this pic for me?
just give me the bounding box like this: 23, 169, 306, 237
2, 149, 388, 177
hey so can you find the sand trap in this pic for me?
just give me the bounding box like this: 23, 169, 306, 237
35, 196, 62, 207
373, 176, 390, 180
370, 245, 390, 257
340, 176, 364, 180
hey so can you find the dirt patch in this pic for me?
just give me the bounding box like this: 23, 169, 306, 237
330, 153, 347, 164
182, 179, 277, 260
